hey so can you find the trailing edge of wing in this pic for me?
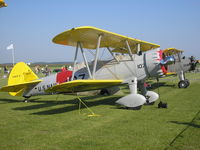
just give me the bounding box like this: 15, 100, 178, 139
0, 80, 42, 92
52, 26, 160, 53
45, 79, 123, 93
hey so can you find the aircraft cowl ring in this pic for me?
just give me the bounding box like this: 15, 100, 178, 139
160, 56, 175, 65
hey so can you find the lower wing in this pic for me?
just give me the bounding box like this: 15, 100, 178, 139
45, 79, 123, 93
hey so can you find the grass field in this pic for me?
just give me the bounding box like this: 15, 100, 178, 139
0, 70, 200, 150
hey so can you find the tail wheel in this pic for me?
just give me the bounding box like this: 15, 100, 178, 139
178, 80, 188, 88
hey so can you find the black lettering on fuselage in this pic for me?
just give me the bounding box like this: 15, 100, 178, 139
37, 83, 57, 92
74, 73, 86, 80
137, 64, 144, 69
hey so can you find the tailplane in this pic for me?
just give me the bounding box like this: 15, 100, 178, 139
5, 62, 39, 96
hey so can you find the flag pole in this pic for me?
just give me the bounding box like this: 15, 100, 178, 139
12, 48, 15, 66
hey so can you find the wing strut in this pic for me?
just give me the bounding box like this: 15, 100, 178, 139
92, 34, 102, 79
71, 34, 103, 80
125, 40, 134, 61
136, 43, 141, 55
79, 42, 92, 78
71, 42, 79, 80
107, 47, 119, 63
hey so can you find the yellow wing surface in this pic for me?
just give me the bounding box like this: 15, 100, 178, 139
0, 0, 7, 8
45, 79, 122, 93
163, 48, 183, 56
0, 62, 41, 96
52, 26, 160, 54
0, 80, 42, 92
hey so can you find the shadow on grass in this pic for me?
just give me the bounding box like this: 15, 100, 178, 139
147, 82, 176, 90
13, 99, 76, 111
0, 98, 22, 103
165, 110, 200, 149
11, 95, 121, 115
169, 121, 200, 128
0, 98, 41, 103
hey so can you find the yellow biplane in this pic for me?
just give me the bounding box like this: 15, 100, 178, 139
1, 26, 173, 110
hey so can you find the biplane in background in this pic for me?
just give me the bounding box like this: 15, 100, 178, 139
0, 0, 7, 8
0, 26, 175, 109
161, 48, 198, 88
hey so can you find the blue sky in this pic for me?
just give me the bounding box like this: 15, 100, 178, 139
0, 0, 200, 63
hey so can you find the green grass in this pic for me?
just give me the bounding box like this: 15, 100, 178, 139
0, 72, 200, 150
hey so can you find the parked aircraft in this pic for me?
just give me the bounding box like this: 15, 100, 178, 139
0, 26, 175, 109
161, 48, 198, 88
0, 0, 7, 8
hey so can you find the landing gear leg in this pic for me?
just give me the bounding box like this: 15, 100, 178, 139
138, 80, 159, 105
178, 71, 189, 88
115, 77, 146, 109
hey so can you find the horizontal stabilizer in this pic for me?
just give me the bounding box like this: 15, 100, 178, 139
45, 79, 122, 93
0, 80, 42, 92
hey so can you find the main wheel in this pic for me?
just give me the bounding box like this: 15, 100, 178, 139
178, 80, 188, 88
184, 79, 190, 87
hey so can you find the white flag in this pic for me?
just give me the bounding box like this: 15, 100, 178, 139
6, 44, 14, 50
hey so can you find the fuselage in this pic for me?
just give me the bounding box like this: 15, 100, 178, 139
23, 49, 164, 97
167, 56, 191, 73
24, 69, 72, 97
75, 49, 163, 81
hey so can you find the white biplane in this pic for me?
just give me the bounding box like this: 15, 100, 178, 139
161, 48, 198, 88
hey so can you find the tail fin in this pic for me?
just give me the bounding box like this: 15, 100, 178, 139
8, 62, 39, 96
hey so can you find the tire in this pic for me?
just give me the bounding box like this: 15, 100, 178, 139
184, 79, 190, 87
178, 80, 188, 88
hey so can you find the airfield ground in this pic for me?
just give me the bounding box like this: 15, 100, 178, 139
0, 66, 200, 150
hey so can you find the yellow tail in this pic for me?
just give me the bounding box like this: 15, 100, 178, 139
8, 62, 39, 96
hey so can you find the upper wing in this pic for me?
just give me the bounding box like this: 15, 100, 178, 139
45, 79, 123, 93
52, 26, 160, 54
0, 80, 42, 92
163, 48, 183, 56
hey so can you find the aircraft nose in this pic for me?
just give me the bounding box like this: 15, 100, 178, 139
160, 56, 175, 65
